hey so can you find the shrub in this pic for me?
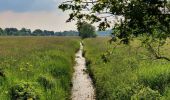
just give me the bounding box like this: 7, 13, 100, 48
131, 87, 161, 100
10, 82, 40, 100
114, 85, 133, 99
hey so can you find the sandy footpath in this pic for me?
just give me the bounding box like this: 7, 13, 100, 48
71, 42, 95, 100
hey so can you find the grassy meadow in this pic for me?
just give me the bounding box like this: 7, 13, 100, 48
0, 37, 80, 100
84, 37, 170, 100
1, 36, 170, 100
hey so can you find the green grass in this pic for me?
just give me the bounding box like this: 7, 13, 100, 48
0, 37, 80, 100
2, 36, 170, 100
84, 37, 170, 100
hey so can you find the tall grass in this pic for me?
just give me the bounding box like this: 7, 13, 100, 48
0, 37, 80, 100
84, 37, 170, 100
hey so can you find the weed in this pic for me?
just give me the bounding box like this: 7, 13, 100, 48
10, 82, 40, 100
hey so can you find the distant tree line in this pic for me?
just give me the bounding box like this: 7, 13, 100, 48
0, 28, 79, 36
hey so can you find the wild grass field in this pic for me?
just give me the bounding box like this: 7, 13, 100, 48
84, 37, 170, 100
1, 36, 170, 100
0, 37, 80, 100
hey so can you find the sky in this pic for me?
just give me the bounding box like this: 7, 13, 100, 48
0, 0, 76, 31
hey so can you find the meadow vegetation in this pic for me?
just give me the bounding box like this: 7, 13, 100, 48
84, 37, 170, 100
0, 37, 80, 100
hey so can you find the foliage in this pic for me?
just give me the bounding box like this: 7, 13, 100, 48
78, 21, 97, 39
5, 28, 18, 35
59, 0, 170, 41
0, 28, 4, 35
32, 29, 44, 36
131, 87, 161, 100
10, 82, 40, 100
59, 0, 170, 60
43, 30, 55, 36
84, 38, 170, 100
19, 28, 31, 36
0, 27, 79, 36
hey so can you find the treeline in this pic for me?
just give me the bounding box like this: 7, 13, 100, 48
0, 28, 79, 36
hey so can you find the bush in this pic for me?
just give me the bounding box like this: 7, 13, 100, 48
37, 75, 55, 90
114, 85, 134, 100
10, 82, 40, 100
131, 87, 161, 100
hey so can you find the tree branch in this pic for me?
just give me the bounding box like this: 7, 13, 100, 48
147, 43, 170, 61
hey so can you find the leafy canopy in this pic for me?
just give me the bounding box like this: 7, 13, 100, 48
59, 0, 170, 42
59, 0, 170, 60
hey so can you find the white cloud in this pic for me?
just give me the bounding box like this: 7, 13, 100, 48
0, 11, 76, 31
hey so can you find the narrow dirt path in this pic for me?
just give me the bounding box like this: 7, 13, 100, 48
71, 42, 95, 100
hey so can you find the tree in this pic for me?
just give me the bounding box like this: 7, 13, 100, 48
44, 30, 55, 36
78, 22, 97, 39
19, 28, 31, 36
59, 0, 170, 60
5, 28, 18, 35
32, 29, 43, 36
0, 27, 80, 36
0, 28, 3, 35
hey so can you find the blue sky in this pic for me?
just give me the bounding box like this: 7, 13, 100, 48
0, 0, 76, 31
0, 0, 57, 12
